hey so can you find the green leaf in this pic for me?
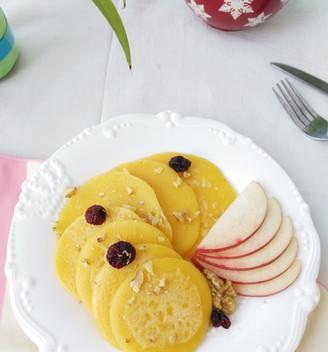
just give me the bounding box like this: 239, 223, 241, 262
92, 0, 131, 68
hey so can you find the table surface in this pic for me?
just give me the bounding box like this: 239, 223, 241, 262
0, 1, 327, 349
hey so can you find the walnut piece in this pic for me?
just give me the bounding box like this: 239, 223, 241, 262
130, 270, 144, 293
64, 187, 77, 198
203, 268, 237, 316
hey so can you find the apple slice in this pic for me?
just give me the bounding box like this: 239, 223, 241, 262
203, 198, 282, 259
196, 217, 293, 270
194, 236, 298, 284
234, 259, 301, 297
197, 182, 268, 252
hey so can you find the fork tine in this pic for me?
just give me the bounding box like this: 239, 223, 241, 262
276, 83, 307, 127
285, 79, 318, 120
273, 87, 306, 132
279, 80, 310, 126
284, 79, 317, 122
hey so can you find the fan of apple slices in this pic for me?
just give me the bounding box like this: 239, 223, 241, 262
193, 182, 301, 297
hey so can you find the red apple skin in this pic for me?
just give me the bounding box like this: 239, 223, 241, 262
233, 259, 302, 297
185, 0, 285, 32
195, 217, 293, 270
201, 198, 282, 259
195, 228, 260, 255
194, 236, 298, 284
197, 182, 268, 253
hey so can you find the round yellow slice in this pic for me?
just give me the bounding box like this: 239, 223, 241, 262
54, 171, 172, 240
114, 160, 200, 255
55, 207, 142, 298
93, 244, 180, 347
76, 221, 172, 309
111, 258, 212, 352
150, 153, 236, 252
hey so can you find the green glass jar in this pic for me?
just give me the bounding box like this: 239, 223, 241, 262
0, 8, 19, 79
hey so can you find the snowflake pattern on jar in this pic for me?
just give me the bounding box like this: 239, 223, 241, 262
244, 12, 272, 27
219, 0, 254, 20
188, 0, 212, 20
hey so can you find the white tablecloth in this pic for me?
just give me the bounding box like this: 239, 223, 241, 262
1, 0, 328, 350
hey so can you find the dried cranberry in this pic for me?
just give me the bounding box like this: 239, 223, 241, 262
211, 309, 231, 329
106, 241, 136, 269
169, 155, 191, 172
85, 205, 107, 225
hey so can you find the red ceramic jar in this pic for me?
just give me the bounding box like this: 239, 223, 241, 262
186, 0, 288, 31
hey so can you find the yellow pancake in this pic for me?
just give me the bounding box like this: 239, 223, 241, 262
114, 159, 200, 255
55, 206, 141, 298
150, 153, 236, 254
93, 244, 180, 347
75, 221, 172, 309
111, 258, 212, 352
54, 171, 172, 240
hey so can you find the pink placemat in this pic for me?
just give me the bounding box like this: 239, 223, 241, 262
0, 155, 40, 317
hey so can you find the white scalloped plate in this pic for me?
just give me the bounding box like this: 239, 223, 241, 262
5, 112, 321, 352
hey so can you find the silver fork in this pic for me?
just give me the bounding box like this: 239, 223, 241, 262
273, 79, 328, 141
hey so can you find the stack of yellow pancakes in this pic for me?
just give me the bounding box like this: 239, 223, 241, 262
54, 153, 235, 351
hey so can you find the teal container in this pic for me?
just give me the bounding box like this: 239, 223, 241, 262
0, 8, 19, 79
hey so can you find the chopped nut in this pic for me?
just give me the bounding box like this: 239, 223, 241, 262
64, 187, 77, 198
128, 296, 135, 305
183, 171, 191, 178
82, 258, 89, 267
139, 200, 145, 205
130, 270, 144, 293
159, 278, 166, 288
203, 269, 237, 315
143, 261, 154, 274
98, 192, 105, 197
149, 214, 159, 226
157, 236, 165, 242
127, 186, 134, 195
186, 215, 193, 224
173, 177, 182, 188
172, 211, 185, 223
97, 237, 104, 243
154, 167, 164, 174
153, 286, 161, 295
168, 335, 176, 344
